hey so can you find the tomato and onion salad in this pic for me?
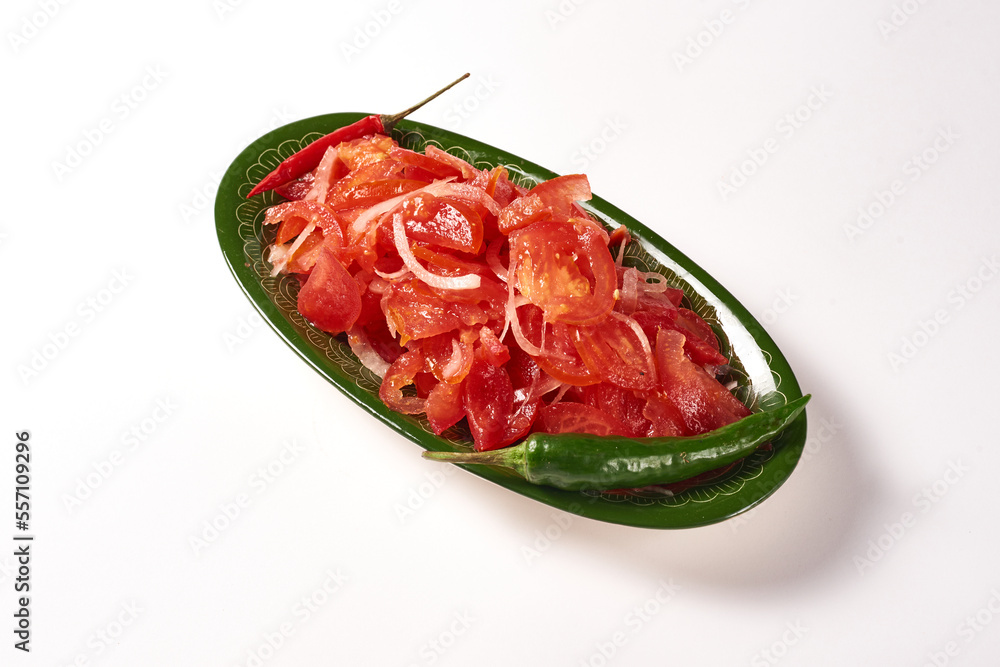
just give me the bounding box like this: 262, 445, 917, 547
255, 130, 757, 490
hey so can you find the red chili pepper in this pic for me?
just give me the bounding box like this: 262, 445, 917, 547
247, 73, 470, 199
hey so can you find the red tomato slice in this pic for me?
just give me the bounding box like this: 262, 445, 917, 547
388, 145, 463, 181
515, 304, 598, 386
327, 159, 405, 204
274, 173, 315, 201
265, 200, 345, 244
286, 228, 324, 274
382, 279, 490, 343
497, 175, 592, 234
329, 179, 426, 211
502, 391, 541, 447
478, 326, 510, 366
425, 381, 465, 435
528, 174, 591, 220
398, 193, 484, 254
362, 318, 403, 365
424, 145, 479, 181
409, 246, 491, 279
497, 194, 551, 234
654, 329, 750, 434
336, 135, 395, 171
418, 330, 475, 383
486, 166, 518, 208
632, 309, 728, 367
296, 247, 362, 335
277, 216, 309, 245
463, 358, 514, 451
573, 316, 657, 391
534, 402, 630, 436
574, 383, 653, 438
641, 392, 688, 437
511, 220, 617, 326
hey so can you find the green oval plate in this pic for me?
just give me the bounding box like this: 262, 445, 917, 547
215, 113, 808, 529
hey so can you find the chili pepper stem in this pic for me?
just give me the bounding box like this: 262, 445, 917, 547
422, 442, 526, 476
380, 73, 471, 131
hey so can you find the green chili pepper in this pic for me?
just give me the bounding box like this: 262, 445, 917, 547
422, 394, 811, 491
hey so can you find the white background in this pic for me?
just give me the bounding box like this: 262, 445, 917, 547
3, 0, 1000, 665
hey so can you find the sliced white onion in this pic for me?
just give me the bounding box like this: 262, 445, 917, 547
304, 146, 339, 204
367, 275, 390, 295
268, 219, 316, 276
507, 301, 541, 357
548, 383, 571, 406
440, 339, 465, 381
346, 326, 390, 378
267, 243, 290, 269
426, 181, 500, 216
374, 266, 410, 281
620, 267, 640, 315
639, 271, 669, 293
392, 215, 481, 291
485, 237, 508, 283
532, 372, 563, 400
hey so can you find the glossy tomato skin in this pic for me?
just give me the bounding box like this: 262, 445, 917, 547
330, 178, 426, 211
496, 174, 590, 234
296, 248, 362, 335
266, 200, 344, 242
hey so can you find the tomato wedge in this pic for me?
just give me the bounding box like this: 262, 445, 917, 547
632, 309, 728, 368
296, 247, 361, 335
497, 174, 591, 234
528, 174, 591, 220
265, 200, 344, 240
654, 329, 750, 433
463, 358, 514, 451
425, 381, 465, 435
